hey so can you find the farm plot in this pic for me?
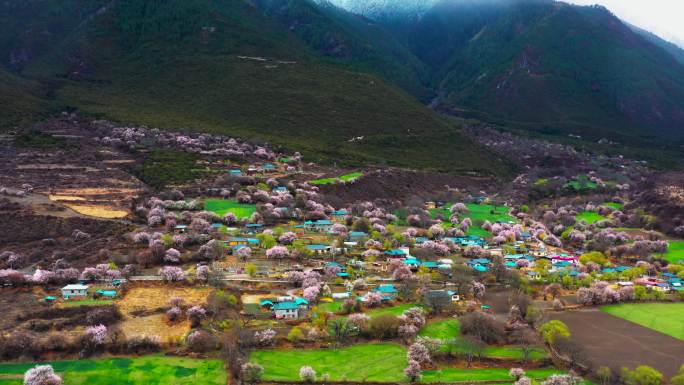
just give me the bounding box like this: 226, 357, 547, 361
658, 240, 684, 264
118, 287, 211, 340
422, 367, 563, 383
601, 303, 684, 341
0, 356, 225, 385
251, 343, 407, 382
309, 172, 363, 185
419, 319, 547, 360
576, 211, 605, 224
251, 343, 559, 383
204, 198, 256, 219
553, 309, 684, 377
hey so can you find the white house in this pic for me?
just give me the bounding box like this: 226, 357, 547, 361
61, 284, 89, 299
272, 302, 299, 319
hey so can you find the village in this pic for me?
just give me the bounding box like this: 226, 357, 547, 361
1, 115, 684, 385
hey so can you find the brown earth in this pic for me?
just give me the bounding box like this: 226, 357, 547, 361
552, 308, 684, 377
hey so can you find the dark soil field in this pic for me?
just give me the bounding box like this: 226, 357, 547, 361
553, 309, 684, 377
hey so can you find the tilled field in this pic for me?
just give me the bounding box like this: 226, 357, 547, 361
552, 308, 684, 377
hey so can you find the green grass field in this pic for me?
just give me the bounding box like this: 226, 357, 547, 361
204, 199, 256, 219
603, 202, 624, 210
250, 343, 407, 382
602, 303, 684, 340
576, 211, 606, 224
419, 319, 460, 340
422, 367, 563, 383
365, 303, 422, 319
61, 299, 114, 308
658, 240, 684, 264
316, 301, 344, 313
462, 204, 515, 223
309, 172, 363, 185
0, 356, 226, 385
428, 204, 514, 236
466, 227, 492, 238
419, 319, 547, 360
251, 343, 557, 382
565, 176, 598, 191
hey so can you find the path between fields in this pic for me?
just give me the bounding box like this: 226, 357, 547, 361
129, 275, 287, 283
553, 308, 684, 377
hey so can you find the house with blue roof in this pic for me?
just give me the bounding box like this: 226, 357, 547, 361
273, 186, 288, 193
272, 302, 299, 319
450, 236, 487, 247
263, 163, 276, 171
331, 210, 348, 223
306, 244, 332, 254
385, 249, 407, 257
243, 223, 264, 234
415, 237, 429, 245
372, 284, 398, 300
227, 237, 259, 247
304, 220, 333, 232
421, 261, 439, 269
229, 169, 242, 176
468, 258, 491, 272
348, 231, 368, 241
266, 296, 309, 319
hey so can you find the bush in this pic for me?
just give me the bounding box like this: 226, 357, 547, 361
186, 330, 216, 353
621, 366, 663, 385
368, 314, 400, 339
241, 363, 264, 385
460, 312, 505, 344
85, 306, 121, 325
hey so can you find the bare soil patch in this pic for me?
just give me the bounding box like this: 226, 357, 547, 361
118, 286, 212, 316
552, 308, 684, 377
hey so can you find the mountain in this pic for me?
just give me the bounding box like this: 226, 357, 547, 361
316, 0, 439, 21
0, 67, 50, 131
629, 24, 684, 67
329, 0, 684, 150
2, 0, 683, 172
0, 0, 509, 175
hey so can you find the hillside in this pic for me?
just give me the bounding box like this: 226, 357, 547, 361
0, 0, 509, 175
0, 67, 50, 131
331, 0, 684, 151
2, 0, 684, 171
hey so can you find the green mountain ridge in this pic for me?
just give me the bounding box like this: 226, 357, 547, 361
1, 0, 683, 171
0, 0, 511, 175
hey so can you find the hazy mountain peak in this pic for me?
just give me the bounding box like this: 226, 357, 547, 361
316, 0, 439, 19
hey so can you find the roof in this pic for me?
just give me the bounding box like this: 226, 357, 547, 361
349, 231, 368, 237
332, 210, 348, 216
374, 284, 398, 294
425, 290, 450, 299
96, 290, 117, 297
314, 220, 333, 225
470, 258, 491, 265
306, 244, 330, 251
294, 297, 309, 306
272, 302, 299, 310
385, 249, 406, 256
245, 224, 263, 228
62, 284, 89, 290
